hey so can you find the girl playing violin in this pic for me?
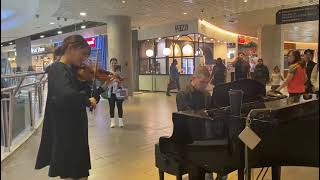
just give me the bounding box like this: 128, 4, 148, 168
35, 35, 106, 180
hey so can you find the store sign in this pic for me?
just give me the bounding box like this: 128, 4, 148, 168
238, 36, 246, 44
86, 37, 96, 48
31, 47, 46, 54
276, 4, 319, 24
175, 24, 188, 32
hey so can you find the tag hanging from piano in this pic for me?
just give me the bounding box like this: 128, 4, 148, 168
238, 126, 261, 150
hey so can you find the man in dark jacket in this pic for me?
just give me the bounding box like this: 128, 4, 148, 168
253, 58, 270, 86
304, 49, 316, 93
176, 66, 227, 180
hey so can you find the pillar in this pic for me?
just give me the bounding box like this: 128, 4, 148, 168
257, 25, 284, 72
15, 36, 32, 71
107, 16, 134, 95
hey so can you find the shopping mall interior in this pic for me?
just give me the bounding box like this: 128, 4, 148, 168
1, 0, 319, 180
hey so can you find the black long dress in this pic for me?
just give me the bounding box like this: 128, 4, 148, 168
35, 61, 101, 179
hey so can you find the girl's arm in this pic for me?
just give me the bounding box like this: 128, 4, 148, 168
276, 73, 294, 92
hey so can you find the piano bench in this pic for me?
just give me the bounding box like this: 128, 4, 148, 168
155, 144, 187, 180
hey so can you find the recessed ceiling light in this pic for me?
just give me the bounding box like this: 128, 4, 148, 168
1, 45, 3, 47
224, 41, 227, 43
81, 25, 86, 29
210, 39, 213, 41
9, 42, 13, 45
244, 0, 248, 2
158, 37, 161, 40
122, 0, 126, 3
57, 31, 62, 34
50, 22, 55, 25
80, 12, 87, 16
217, 40, 220, 43
204, 37, 207, 39
40, 35, 45, 38
183, 12, 187, 15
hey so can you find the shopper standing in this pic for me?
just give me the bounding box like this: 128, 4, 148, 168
211, 58, 226, 86
276, 50, 307, 102
167, 59, 180, 96
35, 35, 100, 180
232, 52, 250, 81
304, 49, 316, 93
253, 58, 270, 86
107, 60, 125, 128
270, 66, 284, 91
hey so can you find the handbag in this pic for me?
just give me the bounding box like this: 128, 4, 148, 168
115, 88, 128, 100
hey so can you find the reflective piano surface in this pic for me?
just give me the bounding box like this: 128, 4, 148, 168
159, 95, 319, 180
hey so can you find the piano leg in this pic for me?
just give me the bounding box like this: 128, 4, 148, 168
272, 166, 281, 180
159, 170, 164, 180
176, 173, 183, 180
238, 169, 244, 180
188, 166, 206, 180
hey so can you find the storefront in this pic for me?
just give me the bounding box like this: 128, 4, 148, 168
54, 35, 107, 70
31, 45, 54, 71
137, 20, 239, 91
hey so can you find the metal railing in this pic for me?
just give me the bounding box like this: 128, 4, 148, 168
1, 72, 47, 152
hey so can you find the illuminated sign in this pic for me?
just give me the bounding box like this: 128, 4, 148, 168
31, 47, 46, 54
86, 37, 96, 47
276, 5, 319, 24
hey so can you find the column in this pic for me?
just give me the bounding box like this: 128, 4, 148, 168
107, 16, 134, 95
15, 36, 32, 71
257, 25, 284, 71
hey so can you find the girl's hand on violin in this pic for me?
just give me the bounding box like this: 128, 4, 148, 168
89, 97, 97, 109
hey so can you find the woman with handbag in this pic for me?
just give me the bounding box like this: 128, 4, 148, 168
107, 59, 126, 128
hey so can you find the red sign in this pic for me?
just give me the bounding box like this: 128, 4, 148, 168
238, 36, 246, 44
86, 37, 96, 48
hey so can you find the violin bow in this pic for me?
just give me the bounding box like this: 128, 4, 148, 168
90, 50, 99, 111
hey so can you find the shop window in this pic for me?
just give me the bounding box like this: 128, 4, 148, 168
182, 58, 194, 74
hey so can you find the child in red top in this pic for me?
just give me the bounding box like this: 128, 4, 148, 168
277, 50, 307, 102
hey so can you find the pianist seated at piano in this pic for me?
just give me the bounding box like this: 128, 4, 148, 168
176, 66, 227, 180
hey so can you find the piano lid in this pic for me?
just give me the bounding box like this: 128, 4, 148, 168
211, 79, 266, 108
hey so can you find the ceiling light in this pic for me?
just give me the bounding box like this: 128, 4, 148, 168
203, 37, 207, 39
210, 39, 213, 41
158, 37, 161, 40
57, 31, 62, 34
122, 0, 126, 3
183, 12, 187, 15
177, 35, 180, 38
40, 35, 45, 38
9, 42, 13, 45
244, 0, 248, 2
217, 40, 220, 43
146, 49, 154, 57
50, 22, 55, 25
224, 41, 227, 43
81, 25, 86, 29
1, 45, 3, 47
80, 12, 87, 16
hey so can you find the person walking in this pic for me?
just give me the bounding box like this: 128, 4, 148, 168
253, 58, 270, 86
310, 63, 319, 96
276, 50, 307, 102
35, 35, 102, 180
167, 59, 180, 96
211, 58, 226, 86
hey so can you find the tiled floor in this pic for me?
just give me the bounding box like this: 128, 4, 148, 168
1, 93, 319, 180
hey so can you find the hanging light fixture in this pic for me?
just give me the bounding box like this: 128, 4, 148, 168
163, 48, 171, 56
195, 49, 201, 56
146, 49, 154, 57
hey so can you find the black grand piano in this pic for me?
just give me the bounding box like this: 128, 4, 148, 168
155, 79, 319, 180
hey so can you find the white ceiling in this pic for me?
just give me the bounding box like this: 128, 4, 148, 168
1, 0, 319, 43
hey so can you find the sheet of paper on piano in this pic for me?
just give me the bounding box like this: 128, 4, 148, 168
238, 126, 262, 150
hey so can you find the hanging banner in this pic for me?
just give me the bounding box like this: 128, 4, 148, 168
276, 4, 319, 24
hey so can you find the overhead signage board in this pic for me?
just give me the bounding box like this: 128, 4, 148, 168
31, 47, 46, 54
276, 4, 319, 24
175, 24, 188, 33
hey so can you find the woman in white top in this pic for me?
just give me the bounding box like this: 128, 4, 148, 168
270, 65, 284, 91
108, 58, 125, 128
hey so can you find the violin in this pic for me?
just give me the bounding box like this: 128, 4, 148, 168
76, 63, 115, 82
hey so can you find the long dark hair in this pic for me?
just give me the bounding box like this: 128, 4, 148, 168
59, 35, 91, 56
288, 50, 305, 68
